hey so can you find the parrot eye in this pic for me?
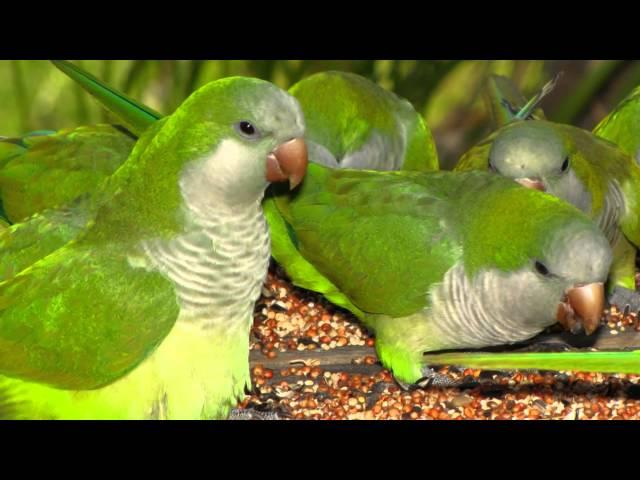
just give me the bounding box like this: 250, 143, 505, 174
534, 260, 551, 277
560, 156, 570, 172
234, 121, 261, 140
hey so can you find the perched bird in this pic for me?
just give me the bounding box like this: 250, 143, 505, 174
455, 91, 640, 299
0, 76, 308, 419
268, 163, 612, 385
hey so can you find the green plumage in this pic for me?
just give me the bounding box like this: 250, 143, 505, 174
269, 163, 611, 383
0, 125, 135, 223
456, 119, 640, 291
593, 84, 640, 162
51, 60, 162, 135
0, 76, 305, 419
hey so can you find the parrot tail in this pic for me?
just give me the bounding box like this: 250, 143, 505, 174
514, 72, 562, 120
51, 60, 161, 136
422, 349, 640, 375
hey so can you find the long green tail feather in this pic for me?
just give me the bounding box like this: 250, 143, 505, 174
514, 72, 562, 120
51, 60, 162, 135
422, 349, 640, 374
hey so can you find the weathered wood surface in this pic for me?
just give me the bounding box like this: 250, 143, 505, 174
249, 327, 640, 372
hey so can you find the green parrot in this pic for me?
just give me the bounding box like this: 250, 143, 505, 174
0, 76, 308, 419
267, 163, 612, 385
455, 88, 640, 299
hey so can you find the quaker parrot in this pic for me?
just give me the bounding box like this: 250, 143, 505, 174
455, 82, 640, 302
267, 163, 612, 385
0, 76, 308, 419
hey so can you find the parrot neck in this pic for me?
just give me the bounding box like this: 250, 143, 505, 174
140, 197, 270, 332
425, 263, 553, 350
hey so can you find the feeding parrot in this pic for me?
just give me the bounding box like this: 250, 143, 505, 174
455, 78, 640, 312
0, 76, 308, 419
267, 163, 612, 385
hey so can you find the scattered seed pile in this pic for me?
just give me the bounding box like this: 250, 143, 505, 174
237, 266, 640, 420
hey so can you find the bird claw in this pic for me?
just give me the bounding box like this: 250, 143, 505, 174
413, 367, 460, 389
228, 407, 284, 420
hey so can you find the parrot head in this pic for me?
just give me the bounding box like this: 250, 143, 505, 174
484, 119, 625, 214
488, 120, 570, 192
160, 77, 308, 209
459, 177, 613, 337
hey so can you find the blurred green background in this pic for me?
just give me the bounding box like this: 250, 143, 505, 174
2, 60, 640, 169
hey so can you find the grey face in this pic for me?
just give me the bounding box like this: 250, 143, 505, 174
496, 220, 612, 333
489, 120, 570, 182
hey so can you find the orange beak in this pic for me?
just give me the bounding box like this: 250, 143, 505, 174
266, 138, 308, 190
515, 177, 546, 192
556, 282, 605, 335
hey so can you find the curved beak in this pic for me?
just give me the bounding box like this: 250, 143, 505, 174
266, 137, 308, 190
556, 282, 605, 335
515, 177, 546, 192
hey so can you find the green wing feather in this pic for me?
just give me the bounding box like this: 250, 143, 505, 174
51, 60, 162, 136
0, 125, 135, 223
422, 350, 640, 375
0, 195, 94, 282
593, 84, 640, 162
0, 121, 178, 391
270, 164, 461, 318
0, 240, 178, 391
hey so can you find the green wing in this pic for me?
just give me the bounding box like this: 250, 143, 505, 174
0, 125, 135, 223
593, 84, 640, 162
0, 238, 178, 391
51, 60, 162, 136
0, 195, 95, 282
269, 164, 461, 318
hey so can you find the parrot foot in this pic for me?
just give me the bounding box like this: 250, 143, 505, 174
228, 407, 284, 420
608, 286, 640, 312
413, 367, 460, 389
